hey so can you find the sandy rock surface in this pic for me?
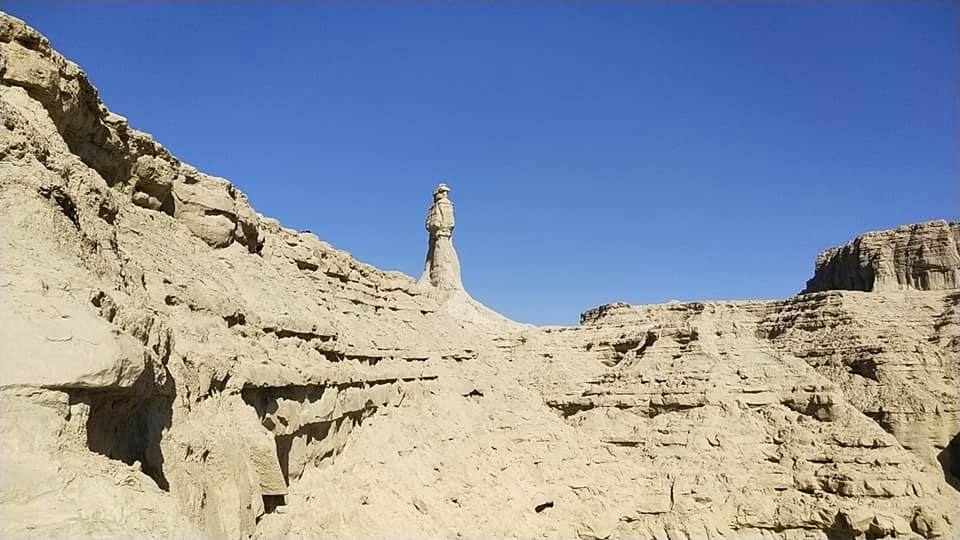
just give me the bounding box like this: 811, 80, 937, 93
1, 11, 957, 539
804, 221, 960, 293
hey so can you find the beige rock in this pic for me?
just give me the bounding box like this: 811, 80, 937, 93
0, 389, 196, 538
0, 41, 58, 99
0, 10, 956, 540
418, 182, 463, 291
1, 287, 154, 389
130, 154, 175, 211
804, 220, 960, 293
171, 167, 240, 248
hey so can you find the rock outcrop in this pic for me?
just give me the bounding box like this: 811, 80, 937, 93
1, 11, 957, 540
418, 183, 463, 291
804, 220, 960, 293
0, 12, 491, 537
529, 298, 956, 539
415, 181, 518, 329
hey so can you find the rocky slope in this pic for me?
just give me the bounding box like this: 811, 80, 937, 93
1, 12, 957, 540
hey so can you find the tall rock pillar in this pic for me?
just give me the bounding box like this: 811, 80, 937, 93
418, 183, 465, 291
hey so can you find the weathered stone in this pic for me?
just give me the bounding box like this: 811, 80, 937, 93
804, 220, 960, 293
1, 288, 153, 389
130, 155, 175, 212
0, 10, 956, 540
171, 168, 238, 247
0, 41, 58, 99
418, 183, 463, 291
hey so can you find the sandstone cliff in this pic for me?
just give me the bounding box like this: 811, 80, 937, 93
803, 220, 960, 293
1, 12, 957, 540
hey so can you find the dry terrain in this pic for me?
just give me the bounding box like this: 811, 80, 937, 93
1, 12, 957, 539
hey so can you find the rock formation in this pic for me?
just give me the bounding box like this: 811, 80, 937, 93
418, 183, 464, 291
0, 11, 957, 539
803, 220, 960, 293
415, 182, 517, 329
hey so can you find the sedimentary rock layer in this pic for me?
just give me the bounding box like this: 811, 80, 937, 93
1, 11, 957, 540
0, 12, 496, 537
803, 220, 960, 293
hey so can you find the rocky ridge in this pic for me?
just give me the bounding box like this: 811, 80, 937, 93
803, 221, 960, 294
1, 12, 957, 540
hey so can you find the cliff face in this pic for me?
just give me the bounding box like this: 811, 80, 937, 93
1, 12, 957, 540
0, 12, 503, 537
579, 291, 959, 473
527, 295, 958, 539
803, 220, 960, 293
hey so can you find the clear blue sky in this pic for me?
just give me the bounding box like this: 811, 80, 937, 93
7, 2, 957, 324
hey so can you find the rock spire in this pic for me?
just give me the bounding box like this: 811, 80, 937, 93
418, 183, 464, 291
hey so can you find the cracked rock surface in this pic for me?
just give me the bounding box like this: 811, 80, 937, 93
1, 12, 957, 540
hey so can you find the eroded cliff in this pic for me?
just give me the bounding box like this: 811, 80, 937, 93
1, 12, 957, 540
803, 221, 960, 294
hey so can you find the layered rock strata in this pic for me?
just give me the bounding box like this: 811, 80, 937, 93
804, 220, 960, 293
0, 12, 500, 537
1, 11, 957, 540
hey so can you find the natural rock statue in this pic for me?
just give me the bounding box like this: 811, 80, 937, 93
418, 183, 464, 291
413, 183, 516, 328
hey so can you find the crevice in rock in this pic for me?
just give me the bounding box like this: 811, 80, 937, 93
848, 356, 879, 382
63, 365, 174, 491
159, 192, 176, 216
39, 185, 80, 229
224, 311, 246, 328
202, 208, 236, 219
614, 332, 658, 355
262, 494, 286, 514
324, 271, 350, 284
938, 432, 960, 492
236, 220, 263, 255
648, 400, 705, 418
546, 400, 596, 418
601, 439, 640, 447
295, 259, 319, 271
241, 382, 402, 488
263, 326, 336, 342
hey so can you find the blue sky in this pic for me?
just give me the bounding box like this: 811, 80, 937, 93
7, 2, 957, 324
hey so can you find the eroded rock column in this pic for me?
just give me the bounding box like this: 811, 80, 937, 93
418, 183, 464, 291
